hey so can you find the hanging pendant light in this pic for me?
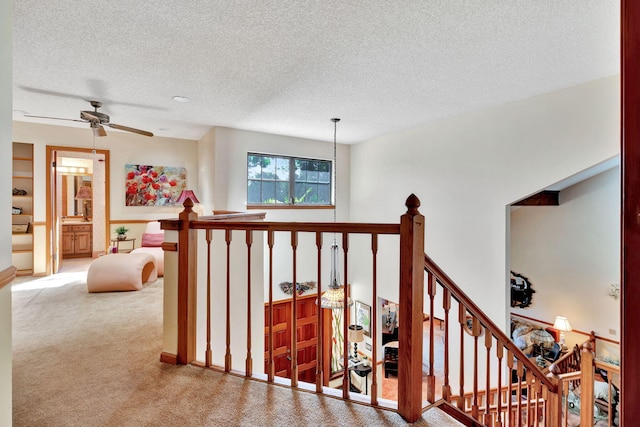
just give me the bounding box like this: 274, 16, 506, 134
321, 117, 353, 310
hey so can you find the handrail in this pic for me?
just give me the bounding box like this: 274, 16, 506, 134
162, 218, 402, 235
424, 253, 557, 392
0, 266, 18, 291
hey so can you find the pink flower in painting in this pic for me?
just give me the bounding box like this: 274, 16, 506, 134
124, 164, 186, 206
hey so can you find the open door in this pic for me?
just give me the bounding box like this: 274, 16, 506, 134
46, 145, 109, 274
46, 148, 61, 274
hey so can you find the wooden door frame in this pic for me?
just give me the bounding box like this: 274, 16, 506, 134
45, 146, 110, 274
621, 0, 639, 423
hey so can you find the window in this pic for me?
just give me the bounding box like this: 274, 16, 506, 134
247, 153, 332, 206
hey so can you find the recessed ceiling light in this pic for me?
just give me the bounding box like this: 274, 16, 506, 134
172, 96, 190, 103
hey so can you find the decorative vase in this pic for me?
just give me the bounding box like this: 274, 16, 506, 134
117, 234, 126, 240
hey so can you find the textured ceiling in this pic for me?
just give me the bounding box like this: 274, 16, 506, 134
12, 1, 619, 143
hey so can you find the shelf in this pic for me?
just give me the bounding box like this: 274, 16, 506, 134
13, 142, 34, 277
12, 246, 33, 252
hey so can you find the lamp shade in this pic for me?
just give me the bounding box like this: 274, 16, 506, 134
176, 189, 200, 204
320, 286, 353, 309
530, 329, 555, 347
348, 324, 364, 343
553, 316, 572, 332
75, 185, 92, 200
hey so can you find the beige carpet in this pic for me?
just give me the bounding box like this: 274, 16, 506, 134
12, 266, 462, 427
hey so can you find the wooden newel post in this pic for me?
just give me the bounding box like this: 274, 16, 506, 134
177, 198, 198, 365
545, 370, 563, 427
398, 194, 425, 423
579, 342, 595, 427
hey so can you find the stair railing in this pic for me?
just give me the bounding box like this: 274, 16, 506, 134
423, 254, 562, 426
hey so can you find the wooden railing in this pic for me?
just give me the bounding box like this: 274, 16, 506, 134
423, 255, 562, 426
161, 195, 429, 422
160, 195, 572, 425
548, 333, 620, 427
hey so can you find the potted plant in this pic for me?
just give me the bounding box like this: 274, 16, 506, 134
115, 226, 129, 240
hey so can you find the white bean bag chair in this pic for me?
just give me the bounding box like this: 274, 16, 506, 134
87, 253, 157, 292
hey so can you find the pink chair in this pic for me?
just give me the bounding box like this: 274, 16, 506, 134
130, 221, 164, 276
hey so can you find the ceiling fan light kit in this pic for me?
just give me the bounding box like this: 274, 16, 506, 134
25, 100, 153, 138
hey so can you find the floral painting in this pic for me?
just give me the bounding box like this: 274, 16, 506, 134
125, 164, 186, 206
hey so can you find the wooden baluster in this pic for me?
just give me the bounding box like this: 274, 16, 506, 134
472, 317, 480, 420
426, 273, 436, 403
176, 198, 197, 365
397, 194, 425, 422
496, 342, 504, 427
245, 230, 253, 377
507, 350, 514, 427
267, 230, 275, 382
516, 359, 524, 427
483, 332, 493, 426
457, 304, 466, 410
533, 379, 541, 427
315, 232, 323, 393
291, 231, 298, 387
371, 233, 378, 405
525, 368, 533, 426
205, 229, 213, 367
341, 232, 349, 399
224, 229, 232, 372
442, 287, 451, 401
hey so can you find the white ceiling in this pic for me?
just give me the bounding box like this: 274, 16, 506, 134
12, 1, 619, 143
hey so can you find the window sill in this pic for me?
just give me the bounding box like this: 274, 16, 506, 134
246, 204, 334, 210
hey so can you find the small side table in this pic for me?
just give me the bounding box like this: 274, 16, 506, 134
110, 238, 136, 253
349, 363, 372, 395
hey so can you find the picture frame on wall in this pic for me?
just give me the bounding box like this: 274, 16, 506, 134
355, 301, 372, 337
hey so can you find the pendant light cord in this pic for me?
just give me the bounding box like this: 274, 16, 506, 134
331, 118, 340, 242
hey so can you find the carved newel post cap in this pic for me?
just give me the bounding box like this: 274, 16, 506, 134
405, 194, 421, 214
182, 197, 194, 212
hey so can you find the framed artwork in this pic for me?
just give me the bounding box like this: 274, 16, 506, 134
355, 301, 372, 337
125, 164, 186, 206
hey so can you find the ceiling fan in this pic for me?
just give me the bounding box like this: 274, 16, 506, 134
25, 100, 154, 137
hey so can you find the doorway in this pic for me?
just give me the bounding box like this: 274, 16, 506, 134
46, 146, 110, 274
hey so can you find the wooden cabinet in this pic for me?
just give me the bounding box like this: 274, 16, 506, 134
264, 295, 318, 384
62, 224, 92, 258
12, 142, 34, 276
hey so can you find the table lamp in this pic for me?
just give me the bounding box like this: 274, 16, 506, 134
348, 324, 365, 361
75, 185, 92, 222
553, 316, 572, 346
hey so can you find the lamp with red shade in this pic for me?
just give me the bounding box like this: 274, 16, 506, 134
176, 189, 200, 205
176, 189, 203, 214
75, 185, 92, 222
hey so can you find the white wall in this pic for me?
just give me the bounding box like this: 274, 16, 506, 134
349, 76, 620, 331
209, 127, 352, 301
13, 121, 200, 221
510, 166, 620, 349
0, 0, 12, 423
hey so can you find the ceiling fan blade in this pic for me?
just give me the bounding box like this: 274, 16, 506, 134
18, 85, 168, 111
92, 125, 107, 137
106, 123, 154, 137
81, 111, 101, 122
23, 114, 85, 123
